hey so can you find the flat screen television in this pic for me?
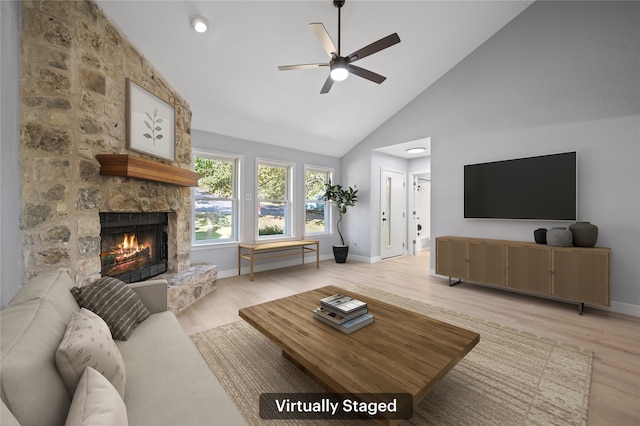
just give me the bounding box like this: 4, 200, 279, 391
464, 152, 577, 220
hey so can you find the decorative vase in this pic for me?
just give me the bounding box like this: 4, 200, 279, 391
569, 221, 598, 247
332, 245, 349, 263
533, 228, 547, 244
546, 227, 573, 247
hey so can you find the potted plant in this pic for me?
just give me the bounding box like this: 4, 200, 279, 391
323, 181, 358, 263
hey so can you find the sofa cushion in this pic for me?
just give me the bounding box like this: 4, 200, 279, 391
56, 308, 126, 398
71, 277, 150, 340
1, 400, 20, 426
8, 269, 79, 323
116, 311, 247, 426
64, 367, 128, 426
1, 298, 71, 426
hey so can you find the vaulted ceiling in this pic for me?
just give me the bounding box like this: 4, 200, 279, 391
97, 1, 533, 157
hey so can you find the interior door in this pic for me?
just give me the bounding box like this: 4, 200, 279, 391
381, 169, 405, 259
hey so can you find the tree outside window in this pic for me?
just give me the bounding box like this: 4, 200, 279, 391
193, 154, 238, 243
257, 161, 292, 238
305, 167, 332, 235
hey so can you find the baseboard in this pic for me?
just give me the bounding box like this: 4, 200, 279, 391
348, 254, 379, 264
428, 269, 640, 317
610, 301, 640, 317
218, 269, 239, 279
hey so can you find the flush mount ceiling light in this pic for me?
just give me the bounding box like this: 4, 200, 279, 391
190, 16, 208, 33
406, 147, 427, 154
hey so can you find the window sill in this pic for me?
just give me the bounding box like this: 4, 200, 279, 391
303, 233, 334, 239
191, 241, 239, 250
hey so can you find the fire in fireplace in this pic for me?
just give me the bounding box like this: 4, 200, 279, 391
100, 212, 168, 283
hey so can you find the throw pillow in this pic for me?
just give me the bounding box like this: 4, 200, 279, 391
64, 367, 128, 426
56, 308, 126, 398
70, 276, 150, 340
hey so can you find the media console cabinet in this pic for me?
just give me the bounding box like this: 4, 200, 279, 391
435, 236, 611, 315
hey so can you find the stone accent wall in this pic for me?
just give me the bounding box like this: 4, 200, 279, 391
20, 0, 193, 285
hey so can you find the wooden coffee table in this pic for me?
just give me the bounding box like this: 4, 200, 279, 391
239, 286, 480, 425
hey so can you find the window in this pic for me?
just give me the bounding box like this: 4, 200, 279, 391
257, 160, 293, 239
305, 166, 332, 235
192, 152, 239, 244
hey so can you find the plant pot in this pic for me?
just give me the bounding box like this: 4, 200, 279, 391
533, 228, 547, 244
546, 227, 573, 247
569, 221, 598, 247
332, 245, 349, 263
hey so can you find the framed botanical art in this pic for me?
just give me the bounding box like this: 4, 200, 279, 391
126, 78, 175, 161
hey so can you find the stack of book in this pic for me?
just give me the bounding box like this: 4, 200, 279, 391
313, 294, 374, 334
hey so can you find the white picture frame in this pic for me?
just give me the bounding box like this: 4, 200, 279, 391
126, 78, 175, 161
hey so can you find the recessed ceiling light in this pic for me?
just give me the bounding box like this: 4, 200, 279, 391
190, 16, 208, 33
406, 147, 426, 154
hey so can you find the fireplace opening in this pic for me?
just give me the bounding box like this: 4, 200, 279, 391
100, 212, 168, 283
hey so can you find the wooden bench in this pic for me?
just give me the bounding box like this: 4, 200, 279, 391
238, 240, 319, 281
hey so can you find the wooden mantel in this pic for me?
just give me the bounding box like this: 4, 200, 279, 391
96, 154, 201, 187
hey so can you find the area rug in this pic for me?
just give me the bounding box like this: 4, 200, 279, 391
191, 286, 592, 425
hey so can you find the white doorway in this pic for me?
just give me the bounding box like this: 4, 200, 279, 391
380, 169, 406, 259
409, 172, 430, 255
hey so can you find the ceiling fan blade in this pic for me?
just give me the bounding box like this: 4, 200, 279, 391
320, 75, 334, 94
278, 63, 328, 71
348, 64, 386, 84
310, 23, 337, 58
347, 33, 401, 63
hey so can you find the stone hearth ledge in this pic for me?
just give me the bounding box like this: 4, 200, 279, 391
158, 264, 217, 313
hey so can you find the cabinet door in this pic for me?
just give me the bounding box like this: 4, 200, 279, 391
552, 249, 610, 306
506, 245, 552, 295
468, 241, 504, 286
436, 238, 468, 279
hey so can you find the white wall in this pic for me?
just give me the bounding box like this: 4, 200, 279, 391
190, 129, 342, 276
343, 1, 640, 311
1, 1, 22, 308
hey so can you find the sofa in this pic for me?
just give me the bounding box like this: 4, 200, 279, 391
0, 269, 247, 426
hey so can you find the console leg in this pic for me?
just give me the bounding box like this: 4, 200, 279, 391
449, 277, 462, 287
578, 302, 584, 315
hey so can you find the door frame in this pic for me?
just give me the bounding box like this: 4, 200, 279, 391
408, 170, 430, 255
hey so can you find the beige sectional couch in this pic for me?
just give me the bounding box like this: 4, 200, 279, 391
0, 270, 246, 426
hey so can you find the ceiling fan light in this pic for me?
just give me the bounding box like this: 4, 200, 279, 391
330, 57, 350, 81
330, 67, 349, 81
406, 147, 427, 154
190, 16, 208, 33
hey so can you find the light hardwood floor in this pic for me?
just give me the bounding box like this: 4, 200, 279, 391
177, 250, 640, 425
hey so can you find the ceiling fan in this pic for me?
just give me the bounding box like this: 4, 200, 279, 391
278, 0, 401, 94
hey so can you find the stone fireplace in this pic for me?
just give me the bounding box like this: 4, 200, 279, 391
18, 1, 200, 298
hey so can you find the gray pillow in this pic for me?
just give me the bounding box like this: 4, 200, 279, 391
71, 277, 150, 340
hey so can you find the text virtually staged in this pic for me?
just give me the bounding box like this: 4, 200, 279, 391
259, 393, 413, 420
